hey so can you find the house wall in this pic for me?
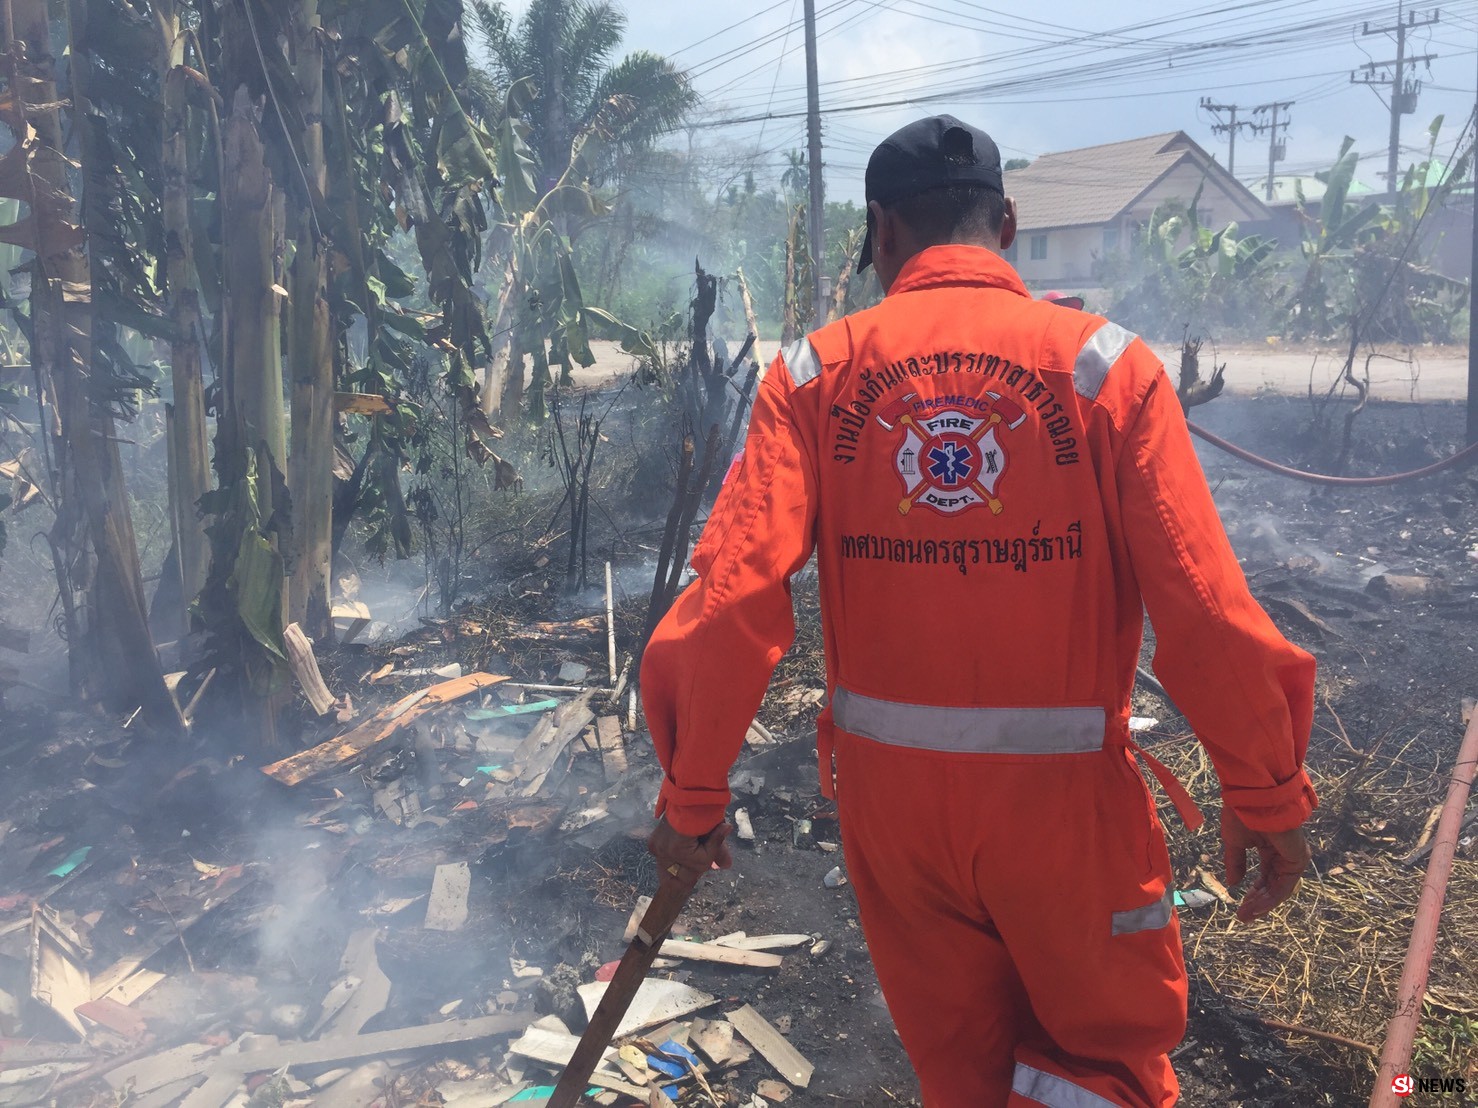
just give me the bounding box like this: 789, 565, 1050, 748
1008, 166, 1267, 289
1008, 223, 1123, 289
1123, 161, 1262, 227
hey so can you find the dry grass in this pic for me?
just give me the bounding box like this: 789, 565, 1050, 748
1141, 701, 1478, 1093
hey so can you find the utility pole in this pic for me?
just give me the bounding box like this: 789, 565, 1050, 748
802, 0, 827, 327
1250, 101, 1293, 202
1469, 20, 1477, 444
1351, 2, 1439, 195
1200, 98, 1255, 177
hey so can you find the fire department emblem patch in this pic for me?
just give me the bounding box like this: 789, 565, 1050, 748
874, 392, 1026, 516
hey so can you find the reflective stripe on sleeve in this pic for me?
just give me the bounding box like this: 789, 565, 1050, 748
1072, 321, 1136, 400
1012, 1063, 1121, 1108
782, 336, 822, 386
831, 687, 1105, 754
1110, 886, 1176, 937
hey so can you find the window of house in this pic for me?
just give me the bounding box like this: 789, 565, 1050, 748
1030, 234, 1047, 260
1103, 228, 1120, 252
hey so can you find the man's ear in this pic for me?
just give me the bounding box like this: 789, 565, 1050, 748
866, 199, 889, 257
999, 196, 1017, 251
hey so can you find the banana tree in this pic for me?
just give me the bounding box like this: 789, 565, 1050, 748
0, 0, 178, 727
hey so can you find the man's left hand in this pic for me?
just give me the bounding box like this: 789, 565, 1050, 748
647, 816, 733, 887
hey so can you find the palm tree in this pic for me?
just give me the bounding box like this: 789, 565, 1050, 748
465, 0, 695, 190
781, 150, 808, 198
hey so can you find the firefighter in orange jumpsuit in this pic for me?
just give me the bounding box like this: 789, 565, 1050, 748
642, 116, 1316, 1107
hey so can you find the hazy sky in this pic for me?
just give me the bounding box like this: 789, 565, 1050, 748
493, 0, 1478, 202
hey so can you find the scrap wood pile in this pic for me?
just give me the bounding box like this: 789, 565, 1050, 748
0, 618, 832, 1106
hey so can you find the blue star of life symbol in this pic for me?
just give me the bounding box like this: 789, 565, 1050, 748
926, 441, 975, 486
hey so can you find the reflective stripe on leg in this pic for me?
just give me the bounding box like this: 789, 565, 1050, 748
1110, 887, 1175, 937
1012, 1063, 1121, 1108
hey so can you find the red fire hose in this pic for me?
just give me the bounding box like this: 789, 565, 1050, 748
1187, 421, 1478, 488
1368, 706, 1478, 1108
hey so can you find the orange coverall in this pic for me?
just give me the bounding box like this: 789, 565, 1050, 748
642, 244, 1316, 1106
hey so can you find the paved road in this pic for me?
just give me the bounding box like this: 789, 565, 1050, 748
567, 339, 1471, 403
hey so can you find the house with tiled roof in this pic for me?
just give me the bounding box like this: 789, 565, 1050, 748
1002, 131, 1272, 289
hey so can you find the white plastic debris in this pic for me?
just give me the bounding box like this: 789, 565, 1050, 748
734, 808, 755, 841
1128, 716, 1158, 732
823, 866, 847, 889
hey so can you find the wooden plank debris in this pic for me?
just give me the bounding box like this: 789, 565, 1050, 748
283, 622, 337, 716
199, 1013, 527, 1074
105, 1042, 222, 1094
332, 601, 372, 645
99, 967, 166, 1006
261, 672, 508, 785
424, 863, 471, 932
727, 1004, 813, 1088
511, 691, 595, 796
690, 1017, 751, 1068
658, 940, 781, 969
315, 929, 391, 1038
30, 908, 90, 1038
506, 1027, 648, 1097
595, 716, 627, 776
623, 895, 653, 942
757, 1078, 793, 1102
577, 979, 715, 1039
714, 934, 812, 952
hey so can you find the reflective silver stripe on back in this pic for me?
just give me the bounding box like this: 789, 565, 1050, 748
1072, 321, 1136, 400
1012, 1063, 1120, 1108
1111, 886, 1175, 937
831, 688, 1104, 755
782, 336, 822, 386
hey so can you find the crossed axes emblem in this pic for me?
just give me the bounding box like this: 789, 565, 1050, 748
875, 392, 1027, 516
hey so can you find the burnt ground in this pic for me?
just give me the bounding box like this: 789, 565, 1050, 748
0, 391, 1473, 1106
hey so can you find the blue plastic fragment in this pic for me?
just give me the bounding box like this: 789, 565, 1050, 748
48, 846, 91, 878
507, 1087, 600, 1102
646, 1053, 684, 1080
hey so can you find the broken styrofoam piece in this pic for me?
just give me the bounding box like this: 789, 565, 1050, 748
425, 863, 471, 931
734, 808, 755, 841
576, 979, 716, 1039
1128, 716, 1158, 732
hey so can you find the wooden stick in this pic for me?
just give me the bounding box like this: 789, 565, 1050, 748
605, 561, 617, 685
1260, 1016, 1376, 1054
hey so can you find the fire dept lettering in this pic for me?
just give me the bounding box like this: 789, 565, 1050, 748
833, 350, 1081, 467
875, 393, 1024, 516
839, 521, 1083, 576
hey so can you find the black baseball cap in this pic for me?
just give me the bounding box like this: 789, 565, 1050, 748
858, 115, 1004, 272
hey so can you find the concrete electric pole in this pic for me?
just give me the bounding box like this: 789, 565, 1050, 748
1200, 98, 1255, 177
1351, 2, 1439, 195
802, 0, 827, 328
1470, 24, 1477, 444
1251, 101, 1294, 202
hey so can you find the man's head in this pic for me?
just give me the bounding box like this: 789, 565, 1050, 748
858, 115, 1017, 292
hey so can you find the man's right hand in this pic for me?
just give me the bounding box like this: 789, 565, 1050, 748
1222, 807, 1312, 922
647, 816, 734, 888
